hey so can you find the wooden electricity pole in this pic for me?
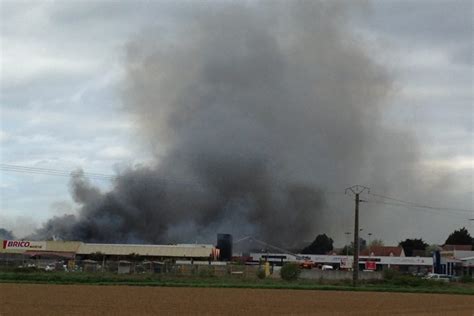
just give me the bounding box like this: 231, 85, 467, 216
345, 185, 369, 286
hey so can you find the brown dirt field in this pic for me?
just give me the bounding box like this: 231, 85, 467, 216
0, 284, 473, 316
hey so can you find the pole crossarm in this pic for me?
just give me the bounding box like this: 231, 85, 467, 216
345, 185, 370, 196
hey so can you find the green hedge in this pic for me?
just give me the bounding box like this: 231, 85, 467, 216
280, 263, 301, 281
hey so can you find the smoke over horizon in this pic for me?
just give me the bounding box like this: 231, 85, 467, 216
31, 1, 420, 246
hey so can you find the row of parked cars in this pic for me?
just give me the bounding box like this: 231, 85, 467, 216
423, 273, 458, 282
18, 262, 68, 272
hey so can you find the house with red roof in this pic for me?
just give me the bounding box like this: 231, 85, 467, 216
360, 246, 405, 257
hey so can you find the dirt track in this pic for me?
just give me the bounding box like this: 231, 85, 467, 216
1, 283, 473, 315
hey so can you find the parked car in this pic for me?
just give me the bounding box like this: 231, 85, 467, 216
44, 264, 55, 271
299, 260, 314, 269
424, 273, 450, 282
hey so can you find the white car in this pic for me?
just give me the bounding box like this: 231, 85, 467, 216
424, 273, 450, 282
44, 264, 55, 271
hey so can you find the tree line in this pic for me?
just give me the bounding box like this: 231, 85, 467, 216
301, 227, 473, 256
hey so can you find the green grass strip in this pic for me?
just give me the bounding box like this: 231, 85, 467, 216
0, 272, 472, 295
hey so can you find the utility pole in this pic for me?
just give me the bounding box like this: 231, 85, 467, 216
345, 185, 369, 286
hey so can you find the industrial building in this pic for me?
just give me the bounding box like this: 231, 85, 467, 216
8, 238, 474, 277
1, 239, 217, 261
434, 247, 474, 276
250, 252, 434, 272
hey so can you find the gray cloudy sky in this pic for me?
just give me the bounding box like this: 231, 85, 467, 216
0, 0, 472, 245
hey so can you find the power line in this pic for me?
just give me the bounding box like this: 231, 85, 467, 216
0, 163, 114, 181
366, 200, 472, 219
4, 163, 469, 217
369, 192, 474, 214
0, 164, 113, 178
0, 163, 346, 196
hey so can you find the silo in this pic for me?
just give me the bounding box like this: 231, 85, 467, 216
217, 234, 233, 261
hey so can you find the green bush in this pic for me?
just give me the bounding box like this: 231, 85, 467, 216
198, 267, 214, 278
13, 267, 38, 273
256, 269, 266, 279
382, 269, 400, 280
280, 263, 301, 281
382, 270, 448, 288
390, 275, 425, 287
460, 275, 473, 283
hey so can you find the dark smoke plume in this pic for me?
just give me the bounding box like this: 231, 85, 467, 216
0, 228, 15, 240
32, 1, 419, 245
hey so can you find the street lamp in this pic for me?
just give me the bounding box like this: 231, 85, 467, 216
357, 228, 364, 256
367, 232, 373, 256
344, 232, 351, 257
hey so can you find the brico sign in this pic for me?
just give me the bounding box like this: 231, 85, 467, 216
2, 240, 45, 250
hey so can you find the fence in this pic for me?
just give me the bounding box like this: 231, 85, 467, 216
300, 269, 383, 281
0, 255, 261, 278
0, 255, 387, 280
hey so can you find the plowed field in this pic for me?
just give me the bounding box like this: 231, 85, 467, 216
1, 283, 473, 315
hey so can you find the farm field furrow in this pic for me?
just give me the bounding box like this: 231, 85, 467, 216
1, 283, 473, 315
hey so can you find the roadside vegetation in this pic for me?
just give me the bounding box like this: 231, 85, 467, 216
280, 263, 301, 281
0, 270, 472, 295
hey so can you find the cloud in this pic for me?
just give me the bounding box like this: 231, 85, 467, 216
0, 213, 39, 238
0, 130, 12, 143
422, 157, 474, 171
0, 0, 472, 244
97, 146, 132, 160
370, 0, 472, 51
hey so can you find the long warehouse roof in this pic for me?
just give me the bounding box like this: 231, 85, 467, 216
1, 239, 215, 258
77, 243, 214, 257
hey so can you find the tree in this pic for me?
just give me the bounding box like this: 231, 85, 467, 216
426, 244, 441, 255
358, 238, 367, 252
301, 234, 333, 254
127, 253, 142, 262
399, 238, 428, 257
88, 252, 105, 262
338, 237, 368, 256
368, 239, 384, 249
339, 244, 354, 256
445, 227, 473, 245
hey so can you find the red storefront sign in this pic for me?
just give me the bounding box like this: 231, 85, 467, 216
365, 261, 376, 270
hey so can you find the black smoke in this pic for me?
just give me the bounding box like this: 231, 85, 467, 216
32, 1, 419, 245
0, 228, 15, 240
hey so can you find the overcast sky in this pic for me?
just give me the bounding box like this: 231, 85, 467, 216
0, 0, 472, 244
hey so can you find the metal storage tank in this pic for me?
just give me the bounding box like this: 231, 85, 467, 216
217, 234, 233, 261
